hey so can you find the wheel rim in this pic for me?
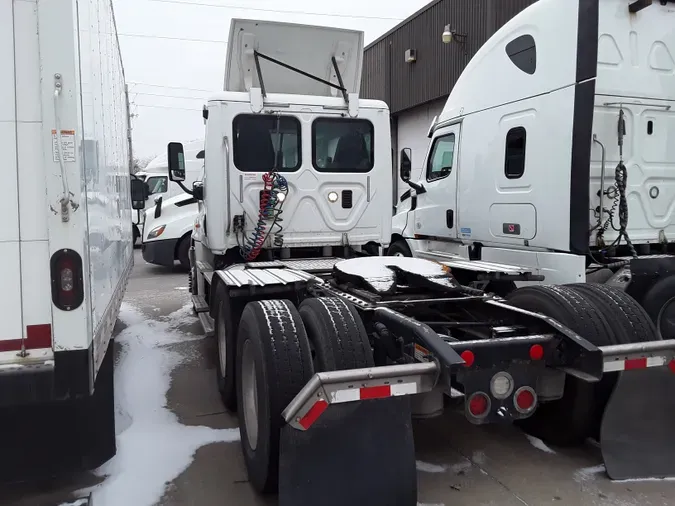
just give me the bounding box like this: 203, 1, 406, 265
241, 339, 259, 450
217, 302, 227, 377
657, 296, 675, 340
392, 252, 405, 257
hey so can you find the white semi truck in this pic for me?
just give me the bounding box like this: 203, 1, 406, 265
165, 13, 675, 506
1, 0, 143, 484
391, 0, 675, 334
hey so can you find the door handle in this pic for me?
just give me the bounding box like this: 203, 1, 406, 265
446, 209, 454, 229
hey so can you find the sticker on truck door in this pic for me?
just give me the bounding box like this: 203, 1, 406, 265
52, 129, 76, 163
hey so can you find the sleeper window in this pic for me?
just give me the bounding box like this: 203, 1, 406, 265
504, 127, 527, 179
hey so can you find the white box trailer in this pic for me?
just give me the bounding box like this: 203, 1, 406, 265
0, 0, 138, 479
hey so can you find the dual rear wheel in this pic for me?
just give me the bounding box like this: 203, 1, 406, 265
214, 291, 417, 504
506, 283, 660, 446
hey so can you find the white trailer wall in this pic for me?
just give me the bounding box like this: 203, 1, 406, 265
77, 0, 133, 370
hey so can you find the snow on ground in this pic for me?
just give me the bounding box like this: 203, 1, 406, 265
416, 460, 447, 473
79, 302, 240, 506
525, 434, 556, 454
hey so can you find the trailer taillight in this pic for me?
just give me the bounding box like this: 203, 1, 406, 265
514, 386, 536, 414
460, 350, 475, 367
529, 344, 544, 360
50, 249, 84, 311
467, 392, 490, 418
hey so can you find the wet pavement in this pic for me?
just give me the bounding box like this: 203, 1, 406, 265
1, 250, 674, 506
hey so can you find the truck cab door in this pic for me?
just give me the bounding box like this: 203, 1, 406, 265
411, 124, 460, 240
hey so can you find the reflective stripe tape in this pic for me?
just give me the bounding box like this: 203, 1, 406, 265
603, 356, 668, 372
331, 382, 418, 403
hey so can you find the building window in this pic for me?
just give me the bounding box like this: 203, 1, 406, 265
233, 114, 301, 172
505, 34, 536, 75
426, 134, 455, 182
146, 176, 167, 195
312, 118, 374, 173
504, 127, 527, 179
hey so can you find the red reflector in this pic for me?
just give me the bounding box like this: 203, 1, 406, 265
516, 389, 535, 411
461, 350, 475, 367
360, 385, 391, 400
468, 393, 489, 417
298, 399, 328, 429
529, 344, 544, 361
669, 360, 675, 374
0, 324, 52, 353
26, 324, 52, 349
624, 358, 648, 370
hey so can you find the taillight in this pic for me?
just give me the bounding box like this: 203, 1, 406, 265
467, 392, 490, 419
514, 386, 537, 414
460, 350, 475, 367
50, 249, 84, 311
529, 344, 544, 360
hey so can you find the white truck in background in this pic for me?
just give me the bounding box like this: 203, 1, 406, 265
1, 0, 141, 483
140, 141, 203, 269
131, 140, 204, 245
391, 0, 675, 338
163, 14, 675, 506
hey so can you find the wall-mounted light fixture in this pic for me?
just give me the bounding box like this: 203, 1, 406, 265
442, 24, 467, 45
405, 48, 417, 63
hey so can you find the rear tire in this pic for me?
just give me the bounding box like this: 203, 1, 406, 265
236, 299, 314, 494
294, 296, 417, 506
506, 285, 613, 446
214, 286, 238, 412
387, 240, 412, 257
565, 283, 660, 439
298, 297, 374, 372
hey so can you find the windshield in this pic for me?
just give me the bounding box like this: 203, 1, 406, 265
146, 175, 167, 195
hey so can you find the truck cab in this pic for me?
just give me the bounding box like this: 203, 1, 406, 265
392, 0, 675, 336
169, 19, 392, 271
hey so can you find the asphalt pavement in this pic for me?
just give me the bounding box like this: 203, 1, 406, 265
1, 250, 674, 506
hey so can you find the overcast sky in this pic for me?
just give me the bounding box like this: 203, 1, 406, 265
112, 0, 430, 161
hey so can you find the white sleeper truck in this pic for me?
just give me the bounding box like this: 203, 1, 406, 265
1, 0, 141, 485
392, 0, 675, 336
166, 16, 675, 506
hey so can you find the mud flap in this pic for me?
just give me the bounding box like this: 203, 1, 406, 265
600, 367, 675, 480
278, 397, 417, 506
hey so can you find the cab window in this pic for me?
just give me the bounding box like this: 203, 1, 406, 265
312, 118, 374, 173
426, 134, 455, 182
233, 114, 301, 172
146, 176, 167, 195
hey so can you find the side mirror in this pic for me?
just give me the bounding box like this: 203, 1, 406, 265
168, 142, 186, 182
193, 181, 204, 201
130, 177, 148, 210
400, 148, 412, 182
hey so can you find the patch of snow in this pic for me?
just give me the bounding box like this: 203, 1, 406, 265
174, 286, 188, 290
80, 302, 240, 506
612, 476, 675, 483
449, 459, 473, 474
416, 460, 447, 473
525, 434, 556, 454
334, 256, 459, 293
58, 500, 89, 506
574, 464, 606, 482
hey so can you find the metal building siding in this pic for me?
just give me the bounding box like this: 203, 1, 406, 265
362, 0, 537, 114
